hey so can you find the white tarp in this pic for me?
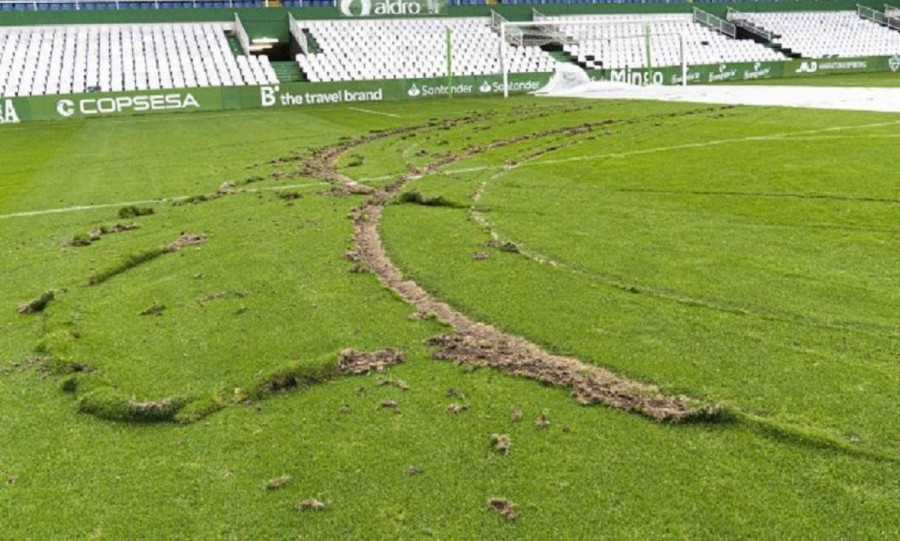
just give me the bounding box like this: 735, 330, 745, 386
540, 82, 900, 113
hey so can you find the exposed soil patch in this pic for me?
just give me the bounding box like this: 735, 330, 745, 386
405, 466, 424, 476
490, 433, 511, 455
486, 238, 520, 253
265, 475, 292, 491
486, 498, 517, 522
70, 223, 138, 247
167, 232, 207, 252
446, 403, 469, 415
298, 499, 328, 511
18, 291, 55, 314
338, 348, 405, 375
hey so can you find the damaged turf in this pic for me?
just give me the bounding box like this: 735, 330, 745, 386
303, 119, 723, 424
486, 498, 517, 522
338, 348, 405, 375
18, 291, 55, 314
427, 332, 715, 422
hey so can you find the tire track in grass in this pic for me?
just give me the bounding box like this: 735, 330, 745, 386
321, 118, 723, 423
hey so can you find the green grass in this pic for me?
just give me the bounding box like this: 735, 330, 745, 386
1, 90, 898, 538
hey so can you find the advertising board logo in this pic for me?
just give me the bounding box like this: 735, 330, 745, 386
261, 85, 383, 106
407, 84, 422, 97
610, 68, 664, 86
0, 99, 20, 124
478, 81, 492, 93
708, 64, 737, 83
890, 55, 900, 73
340, 0, 443, 17
339, 0, 372, 16
795, 61, 818, 74
56, 93, 199, 118
742, 61, 772, 81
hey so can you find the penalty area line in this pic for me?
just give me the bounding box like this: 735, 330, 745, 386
348, 107, 400, 118
0, 182, 328, 220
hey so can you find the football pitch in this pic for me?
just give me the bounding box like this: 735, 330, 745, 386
1, 91, 898, 538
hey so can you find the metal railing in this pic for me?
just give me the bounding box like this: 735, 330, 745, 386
857, 4, 887, 25
726, 8, 775, 41
693, 7, 736, 38
886, 4, 900, 30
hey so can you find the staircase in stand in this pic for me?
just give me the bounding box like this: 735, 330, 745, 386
271, 61, 304, 83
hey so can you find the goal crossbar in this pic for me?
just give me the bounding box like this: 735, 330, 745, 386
499, 18, 691, 97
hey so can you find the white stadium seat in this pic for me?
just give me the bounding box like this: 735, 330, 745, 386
295, 17, 557, 83
736, 11, 900, 58
545, 14, 786, 70
0, 22, 271, 98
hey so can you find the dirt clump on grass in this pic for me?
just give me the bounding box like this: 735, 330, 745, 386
297, 498, 328, 511
405, 466, 424, 476
486, 498, 517, 522
18, 291, 55, 314
490, 433, 511, 455
338, 348, 405, 375
446, 403, 469, 415
118, 205, 154, 219
167, 232, 207, 252
375, 376, 410, 391
265, 475, 292, 491
70, 223, 138, 247
139, 301, 165, 316
535, 412, 550, 430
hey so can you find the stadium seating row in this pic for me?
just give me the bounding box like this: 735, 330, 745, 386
734, 11, 900, 58
0, 23, 277, 97
551, 14, 785, 69
0, 0, 683, 11
296, 18, 557, 82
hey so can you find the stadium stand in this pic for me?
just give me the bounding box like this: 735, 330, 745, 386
550, 14, 785, 70
732, 11, 900, 58
0, 1, 276, 11
295, 18, 557, 82
0, 22, 277, 97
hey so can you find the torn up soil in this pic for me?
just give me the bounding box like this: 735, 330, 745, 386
18, 291, 55, 314
167, 232, 207, 252
338, 348, 405, 375
427, 332, 712, 422
305, 116, 721, 423
486, 498, 517, 522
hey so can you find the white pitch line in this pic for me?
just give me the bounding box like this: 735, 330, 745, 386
0, 182, 328, 220
440, 119, 900, 176
348, 107, 400, 118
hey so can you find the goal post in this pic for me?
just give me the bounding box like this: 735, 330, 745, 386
499, 18, 690, 98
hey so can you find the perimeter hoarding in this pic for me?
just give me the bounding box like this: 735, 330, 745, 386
586, 55, 900, 87
0, 73, 551, 123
